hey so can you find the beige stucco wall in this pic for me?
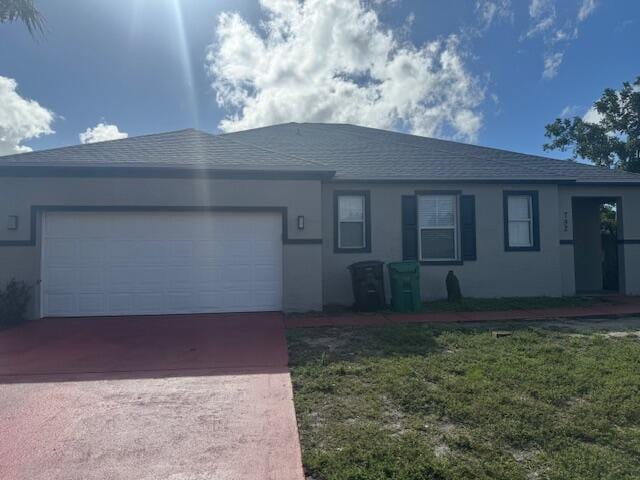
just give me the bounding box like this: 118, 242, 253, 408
322, 182, 564, 306
3, 174, 640, 316
0, 176, 324, 316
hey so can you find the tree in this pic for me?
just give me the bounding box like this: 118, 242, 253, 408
0, 0, 44, 36
543, 76, 640, 172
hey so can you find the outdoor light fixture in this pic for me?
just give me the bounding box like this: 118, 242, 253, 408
297, 215, 305, 230
7, 215, 18, 230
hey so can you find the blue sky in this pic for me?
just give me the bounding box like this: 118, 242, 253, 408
1, 0, 638, 160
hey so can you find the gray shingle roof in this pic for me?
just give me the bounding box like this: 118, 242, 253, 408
223, 123, 640, 184
2, 123, 640, 184
0, 128, 331, 173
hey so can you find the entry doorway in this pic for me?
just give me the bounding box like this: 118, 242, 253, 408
572, 197, 620, 293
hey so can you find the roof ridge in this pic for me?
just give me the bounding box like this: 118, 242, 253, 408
311, 123, 565, 162
217, 130, 331, 169
307, 123, 571, 179
219, 122, 298, 136
304, 123, 640, 179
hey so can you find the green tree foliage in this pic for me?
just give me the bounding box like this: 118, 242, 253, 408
600, 203, 617, 236
544, 77, 640, 172
0, 0, 44, 35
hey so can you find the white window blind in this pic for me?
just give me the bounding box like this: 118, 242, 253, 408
507, 195, 533, 247
418, 195, 457, 260
338, 195, 365, 248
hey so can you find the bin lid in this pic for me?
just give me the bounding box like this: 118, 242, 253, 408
348, 260, 384, 271
387, 261, 420, 273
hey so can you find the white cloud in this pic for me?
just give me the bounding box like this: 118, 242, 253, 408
206, 0, 485, 142
475, 0, 512, 30
542, 51, 563, 79
0, 76, 55, 156
79, 123, 128, 144
582, 106, 603, 124
527, 0, 556, 36
578, 0, 598, 22
560, 104, 580, 117
525, 0, 599, 80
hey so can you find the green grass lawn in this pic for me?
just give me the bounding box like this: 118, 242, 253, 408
312, 296, 608, 317
421, 295, 606, 313
288, 321, 640, 480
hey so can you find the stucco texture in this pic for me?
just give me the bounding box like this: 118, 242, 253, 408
0, 177, 323, 315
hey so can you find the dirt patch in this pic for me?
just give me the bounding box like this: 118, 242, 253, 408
303, 334, 351, 352
544, 317, 640, 333
512, 448, 541, 463
603, 330, 640, 338
434, 443, 450, 458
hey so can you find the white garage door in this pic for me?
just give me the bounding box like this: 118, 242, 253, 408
41, 211, 283, 317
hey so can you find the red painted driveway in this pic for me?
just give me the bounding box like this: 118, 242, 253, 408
0, 314, 304, 480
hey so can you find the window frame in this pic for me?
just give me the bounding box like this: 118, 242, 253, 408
503, 190, 540, 252
333, 190, 371, 253
416, 191, 461, 264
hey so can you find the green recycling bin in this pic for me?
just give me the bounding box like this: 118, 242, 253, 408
387, 261, 422, 313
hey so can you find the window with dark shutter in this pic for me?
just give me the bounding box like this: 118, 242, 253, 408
418, 195, 458, 261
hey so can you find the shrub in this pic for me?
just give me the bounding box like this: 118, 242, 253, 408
0, 279, 32, 328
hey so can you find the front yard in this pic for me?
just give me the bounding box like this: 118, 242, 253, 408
288, 320, 640, 480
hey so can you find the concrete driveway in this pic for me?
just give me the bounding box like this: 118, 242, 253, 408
0, 314, 304, 480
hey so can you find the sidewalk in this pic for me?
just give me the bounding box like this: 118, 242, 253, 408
284, 296, 640, 329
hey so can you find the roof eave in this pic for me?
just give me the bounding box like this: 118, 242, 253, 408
0, 165, 337, 180
326, 177, 579, 184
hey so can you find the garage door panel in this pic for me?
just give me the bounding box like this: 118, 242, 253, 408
225, 241, 253, 260
134, 293, 165, 312
77, 294, 106, 315
42, 211, 282, 317
107, 241, 139, 265
134, 267, 167, 290
167, 241, 194, 260
193, 241, 224, 263
46, 267, 77, 290
197, 266, 222, 284
253, 291, 281, 308
252, 240, 279, 258
108, 293, 137, 314
77, 240, 106, 264
196, 291, 222, 309
135, 242, 168, 264
45, 294, 75, 315
253, 265, 280, 283
165, 292, 196, 311
108, 267, 136, 291
167, 266, 193, 289
44, 215, 77, 237
224, 291, 252, 309
225, 265, 252, 283
76, 267, 104, 292
46, 240, 78, 265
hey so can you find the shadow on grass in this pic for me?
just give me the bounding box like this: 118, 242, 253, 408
287, 317, 640, 367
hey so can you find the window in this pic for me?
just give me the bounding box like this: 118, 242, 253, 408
503, 191, 540, 251
507, 196, 532, 246
418, 194, 458, 261
334, 191, 371, 252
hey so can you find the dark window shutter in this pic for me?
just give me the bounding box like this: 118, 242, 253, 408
531, 191, 540, 250
460, 195, 477, 261
402, 195, 418, 260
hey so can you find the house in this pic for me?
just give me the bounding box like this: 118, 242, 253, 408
1, 123, 639, 318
